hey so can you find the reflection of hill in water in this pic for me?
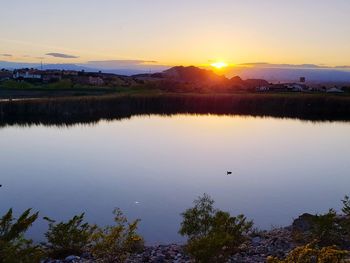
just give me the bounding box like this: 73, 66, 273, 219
0, 94, 350, 127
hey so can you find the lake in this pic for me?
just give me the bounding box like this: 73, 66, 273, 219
1, 114, 350, 244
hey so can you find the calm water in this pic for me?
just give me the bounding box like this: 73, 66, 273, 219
1, 114, 350, 244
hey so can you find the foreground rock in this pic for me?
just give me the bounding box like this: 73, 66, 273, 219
230, 228, 294, 263
126, 244, 190, 263
43, 228, 295, 263
43, 244, 190, 263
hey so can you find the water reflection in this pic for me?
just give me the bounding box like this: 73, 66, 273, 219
1, 94, 350, 128
0, 114, 350, 244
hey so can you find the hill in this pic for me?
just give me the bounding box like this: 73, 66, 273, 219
132, 66, 269, 92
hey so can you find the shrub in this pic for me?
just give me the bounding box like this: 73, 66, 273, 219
0, 209, 43, 263
309, 209, 342, 247
179, 194, 253, 263
267, 243, 348, 263
91, 208, 144, 263
293, 196, 350, 248
0, 80, 34, 89
341, 196, 350, 216
46, 79, 72, 89
44, 213, 96, 259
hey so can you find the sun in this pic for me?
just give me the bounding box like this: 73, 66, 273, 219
211, 61, 228, 70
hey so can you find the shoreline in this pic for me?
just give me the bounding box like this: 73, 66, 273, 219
39, 211, 350, 262
1, 93, 350, 127
44, 227, 295, 263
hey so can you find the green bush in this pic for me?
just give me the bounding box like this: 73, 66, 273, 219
293, 211, 339, 247
46, 79, 72, 89
0, 209, 43, 263
91, 208, 144, 263
294, 196, 350, 248
310, 209, 342, 247
179, 194, 253, 263
44, 213, 96, 259
0, 80, 34, 89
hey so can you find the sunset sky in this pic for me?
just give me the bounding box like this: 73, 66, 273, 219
1, 0, 350, 68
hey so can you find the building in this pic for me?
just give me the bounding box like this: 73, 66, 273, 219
13, 69, 42, 80
327, 87, 344, 93
88, 76, 104, 86
62, 70, 79, 76
256, 86, 270, 92
73, 75, 104, 86
269, 84, 288, 92
42, 70, 62, 83
286, 83, 308, 92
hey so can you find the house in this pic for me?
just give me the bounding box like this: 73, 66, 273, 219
13, 69, 42, 80
42, 70, 62, 83
62, 70, 79, 76
286, 83, 308, 92
327, 87, 344, 93
256, 86, 270, 92
88, 76, 104, 86
269, 84, 288, 92
73, 74, 104, 86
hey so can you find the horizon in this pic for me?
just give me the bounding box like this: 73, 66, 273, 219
2, 60, 350, 83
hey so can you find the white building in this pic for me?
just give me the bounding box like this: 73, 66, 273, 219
286, 83, 307, 92
13, 69, 42, 80
326, 87, 344, 93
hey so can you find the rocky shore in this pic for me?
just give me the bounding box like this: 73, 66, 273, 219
43, 227, 295, 263
229, 228, 294, 263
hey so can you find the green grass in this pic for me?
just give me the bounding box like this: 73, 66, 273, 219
0, 80, 35, 89
1, 79, 349, 98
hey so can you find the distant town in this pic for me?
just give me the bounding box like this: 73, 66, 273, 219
0, 66, 348, 94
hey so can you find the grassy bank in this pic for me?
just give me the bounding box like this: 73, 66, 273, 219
0, 93, 349, 126
0, 92, 349, 125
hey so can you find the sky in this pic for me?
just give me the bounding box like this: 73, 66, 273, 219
1, 0, 350, 68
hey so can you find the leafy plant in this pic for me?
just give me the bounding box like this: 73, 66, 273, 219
293, 196, 350, 248
267, 243, 348, 263
310, 209, 342, 247
341, 196, 350, 216
179, 194, 253, 263
91, 208, 144, 263
44, 213, 96, 259
0, 209, 43, 263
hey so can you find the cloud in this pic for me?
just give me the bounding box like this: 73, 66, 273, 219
335, 65, 350, 69
236, 63, 350, 70
238, 63, 325, 69
82, 59, 168, 74
85, 59, 163, 70
46, 53, 79, 59
87, 60, 158, 67
0, 54, 12, 57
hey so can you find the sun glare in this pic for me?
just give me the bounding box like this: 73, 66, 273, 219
211, 61, 228, 69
